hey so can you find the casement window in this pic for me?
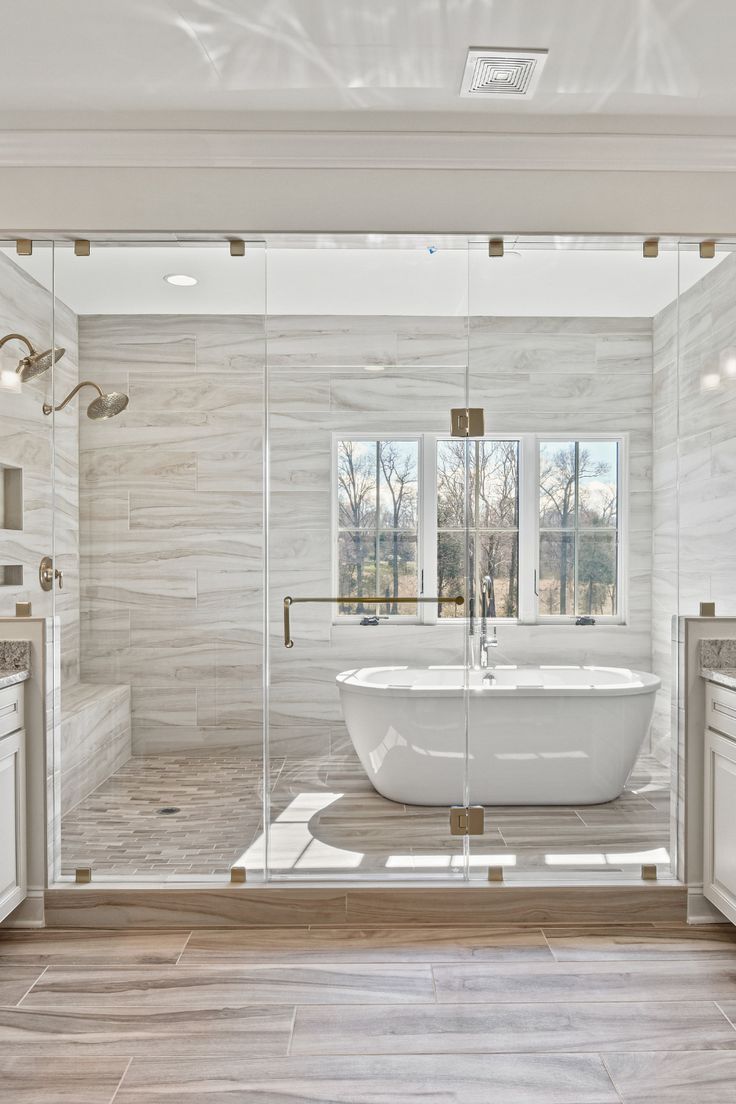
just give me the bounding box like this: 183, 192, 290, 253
334, 434, 623, 624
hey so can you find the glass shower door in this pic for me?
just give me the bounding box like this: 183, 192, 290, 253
466, 237, 679, 883
261, 237, 473, 881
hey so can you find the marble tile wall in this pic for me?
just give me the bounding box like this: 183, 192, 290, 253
79, 313, 654, 761
77, 315, 264, 755
0, 250, 79, 686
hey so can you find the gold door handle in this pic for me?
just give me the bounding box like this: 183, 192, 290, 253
283, 594, 464, 648
39, 556, 63, 591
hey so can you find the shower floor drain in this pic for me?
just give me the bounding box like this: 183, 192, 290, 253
157, 807, 180, 815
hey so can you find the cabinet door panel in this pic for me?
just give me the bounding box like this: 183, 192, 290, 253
0, 728, 26, 922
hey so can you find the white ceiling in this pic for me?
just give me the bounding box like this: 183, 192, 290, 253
0, 0, 734, 121
2, 242, 726, 317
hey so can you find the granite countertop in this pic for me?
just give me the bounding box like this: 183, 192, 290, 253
0, 640, 31, 690
701, 667, 736, 692
700, 639, 736, 690
0, 668, 29, 690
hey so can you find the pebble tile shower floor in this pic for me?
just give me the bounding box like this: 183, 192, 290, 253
60, 750, 671, 879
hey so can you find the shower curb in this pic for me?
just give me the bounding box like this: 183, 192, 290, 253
42, 883, 687, 929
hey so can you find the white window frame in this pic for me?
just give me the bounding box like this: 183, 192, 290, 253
332, 431, 627, 627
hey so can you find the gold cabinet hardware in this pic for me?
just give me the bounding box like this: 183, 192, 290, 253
230, 866, 247, 883
643, 239, 659, 258
229, 239, 245, 256
449, 806, 485, 836
700, 240, 716, 259
75, 867, 92, 884
700, 601, 716, 616
641, 863, 658, 881
450, 408, 485, 437
487, 865, 505, 882
488, 238, 504, 257
283, 594, 464, 648
74, 239, 90, 256
15, 239, 32, 256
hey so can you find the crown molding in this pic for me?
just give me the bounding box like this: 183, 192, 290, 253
0, 128, 735, 171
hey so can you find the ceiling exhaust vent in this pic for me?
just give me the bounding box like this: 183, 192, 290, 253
460, 47, 548, 98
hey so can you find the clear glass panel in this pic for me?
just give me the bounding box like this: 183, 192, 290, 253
468, 238, 679, 883
539, 531, 575, 615
674, 241, 736, 880
578, 440, 618, 527
265, 239, 470, 880
0, 242, 57, 882
49, 240, 266, 884
539, 440, 576, 527
576, 531, 617, 616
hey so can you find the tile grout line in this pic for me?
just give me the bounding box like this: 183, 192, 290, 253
286, 1005, 297, 1056
108, 1057, 133, 1104
175, 931, 194, 965
599, 1053, 626, 1104
714, 999, 736, 1034
15, 965, 49, 1007
539, 927, 557, 960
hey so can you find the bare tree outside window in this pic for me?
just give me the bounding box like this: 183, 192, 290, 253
538, 440, 618, 617
436, 439, 519, 619
337, 440, 418, 615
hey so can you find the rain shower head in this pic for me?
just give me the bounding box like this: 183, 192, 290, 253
43, 380, 129, 420
0, 332, 65, 381
87, 390, 129, 420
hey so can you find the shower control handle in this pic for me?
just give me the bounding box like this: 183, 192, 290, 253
39, 555, 63, 592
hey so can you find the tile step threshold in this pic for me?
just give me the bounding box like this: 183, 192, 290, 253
43, 881, 687, 929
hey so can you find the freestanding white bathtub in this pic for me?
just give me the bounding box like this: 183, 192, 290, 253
336, 665, 660, 806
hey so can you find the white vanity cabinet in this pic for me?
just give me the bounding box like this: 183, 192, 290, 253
0, 682, 26, 922
704, 681, 736, 925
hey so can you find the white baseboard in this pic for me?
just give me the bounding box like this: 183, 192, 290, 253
687, 885, 730, 924
0, 888, 45, 928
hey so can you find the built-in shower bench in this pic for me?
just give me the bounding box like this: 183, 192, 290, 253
60, 682, 131, 815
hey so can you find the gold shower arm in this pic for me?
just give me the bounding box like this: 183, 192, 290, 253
283, 594, 464, 648
0, 332, 35, 362
43, 380, 104, 415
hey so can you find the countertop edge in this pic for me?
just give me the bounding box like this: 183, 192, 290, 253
0, 669, 30, 690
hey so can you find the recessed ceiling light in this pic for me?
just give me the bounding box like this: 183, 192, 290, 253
460, 47, 548, 99
164, 273, 198, 286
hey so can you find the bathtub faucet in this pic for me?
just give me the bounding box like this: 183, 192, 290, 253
479, 575, 498, 668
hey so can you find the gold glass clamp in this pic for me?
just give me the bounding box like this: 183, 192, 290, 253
282, 594, 464, 648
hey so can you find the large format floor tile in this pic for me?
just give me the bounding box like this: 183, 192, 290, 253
0, 1056, 129, 1104
0, 930, 191, 965
0, 968, 47, 1006
113, 1053, 620, 1103
290, 999, 736, 1055
181, 924, 553, 963
0, 1003, 294, 1057
19, 964, 436, 1010
432, 960, 736, 1003
545, 924, 736, 961
604, 1051, 736, 1102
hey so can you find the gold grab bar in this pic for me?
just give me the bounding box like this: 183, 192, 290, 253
283, 594, 465, 648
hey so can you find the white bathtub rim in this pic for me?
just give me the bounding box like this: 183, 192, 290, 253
336, 664, 661, 699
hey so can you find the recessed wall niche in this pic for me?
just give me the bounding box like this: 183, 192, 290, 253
0, 464, 22, 531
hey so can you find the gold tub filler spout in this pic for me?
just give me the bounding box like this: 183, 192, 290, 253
282, 594, 464, 648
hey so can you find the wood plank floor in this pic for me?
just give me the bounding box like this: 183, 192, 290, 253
2, 922, 736, 1102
